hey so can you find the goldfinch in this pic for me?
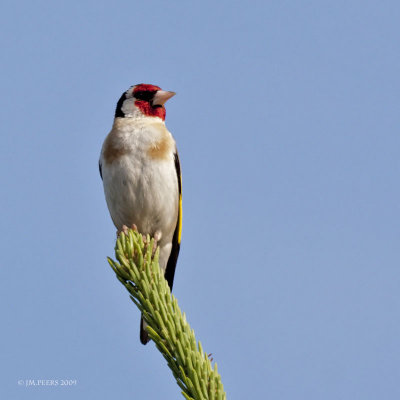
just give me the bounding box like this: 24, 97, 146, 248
99, 84, 182, 345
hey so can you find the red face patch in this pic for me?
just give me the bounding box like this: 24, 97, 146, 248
134, 101, 166, 120
133, 83, 166, 120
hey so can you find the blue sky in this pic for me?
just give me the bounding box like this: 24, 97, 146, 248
1, 1, 399, 399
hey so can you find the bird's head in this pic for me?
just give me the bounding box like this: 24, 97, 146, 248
115, 84, 175, 121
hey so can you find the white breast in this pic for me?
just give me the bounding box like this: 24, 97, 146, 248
100, 118, 179, 249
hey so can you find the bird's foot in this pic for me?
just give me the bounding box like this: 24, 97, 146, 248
154, 230, 162, 242
152, 230, 162, 255
117, 224, 138, 236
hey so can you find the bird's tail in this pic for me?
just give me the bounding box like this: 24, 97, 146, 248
140, 315, 150, 345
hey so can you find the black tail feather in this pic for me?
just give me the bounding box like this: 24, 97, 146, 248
140, 316, 150, 345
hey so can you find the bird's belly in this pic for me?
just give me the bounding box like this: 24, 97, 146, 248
103, 155, 178, 244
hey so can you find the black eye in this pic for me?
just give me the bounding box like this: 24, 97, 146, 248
134, 90, 156, 101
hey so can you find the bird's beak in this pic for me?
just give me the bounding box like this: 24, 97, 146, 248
152, 90, 176, 106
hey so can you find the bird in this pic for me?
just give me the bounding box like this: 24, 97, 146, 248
99, 83, 182, 345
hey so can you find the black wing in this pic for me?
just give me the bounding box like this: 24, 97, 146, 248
99, 160, 103, 180
164, 151, 182, 290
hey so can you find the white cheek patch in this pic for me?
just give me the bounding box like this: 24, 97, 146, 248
121, 98, 139, 117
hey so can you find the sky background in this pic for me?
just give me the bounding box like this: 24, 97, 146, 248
1, 1, 399, 399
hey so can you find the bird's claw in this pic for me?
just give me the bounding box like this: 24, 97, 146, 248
117, 224, 138, 236
152, 230, 162, 254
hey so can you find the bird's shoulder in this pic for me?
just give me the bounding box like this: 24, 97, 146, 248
101, 121, 130, 165
146, 121, 175, 161
101, 117, 175, 164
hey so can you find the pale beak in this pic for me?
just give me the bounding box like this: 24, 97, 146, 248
152, 90, 176, 106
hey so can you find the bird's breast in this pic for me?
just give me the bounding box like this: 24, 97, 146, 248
101, 121, 178, 244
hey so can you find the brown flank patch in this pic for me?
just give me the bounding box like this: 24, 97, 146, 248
102, 134, 129, 163
148, 134, 173, 160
